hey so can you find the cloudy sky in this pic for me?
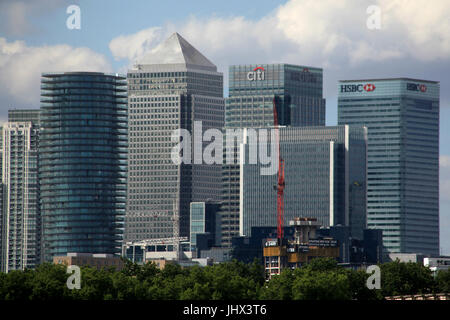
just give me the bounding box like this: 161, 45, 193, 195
0, 0, 449, 254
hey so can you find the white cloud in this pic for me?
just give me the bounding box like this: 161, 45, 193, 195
380, 0, 450, 61
440, 155, 450, 168
108, 0, 450, 70
0, 38, 112, 107
109, 27, 163, 63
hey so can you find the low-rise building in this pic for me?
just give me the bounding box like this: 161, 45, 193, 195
53, 253, 124, 271
424, 257, 450, 275
263, 218, 340, 279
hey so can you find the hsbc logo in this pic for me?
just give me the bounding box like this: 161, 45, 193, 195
247, 66, 265, 81
407, 83, 427, 92
340, 83, 376, 93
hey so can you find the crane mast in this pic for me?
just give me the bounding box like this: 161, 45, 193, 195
125, 197, 183, 261
273, 97, 285, 241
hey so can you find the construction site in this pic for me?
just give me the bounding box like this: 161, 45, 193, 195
263, 217, 340, 279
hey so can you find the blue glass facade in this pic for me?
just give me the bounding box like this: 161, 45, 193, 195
221, 63, 326, 247
227, 64, 325, 128
190, 203, 205, 251
240, 126, 367, 240
40, 72, 127, 260
189, 202, 221, 251
338, 78, 439, 255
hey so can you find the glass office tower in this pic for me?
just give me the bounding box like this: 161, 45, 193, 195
240, 125, 367, 240
40, 72, 127, 260
125, 33, 224, 242
338, 78, 440, 255
189, 202, 221, 251
227, 64, 325, 127
221, 64, 326, 246
0, 110, 40, 272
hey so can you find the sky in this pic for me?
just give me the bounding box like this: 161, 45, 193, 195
0, 0, 449, 254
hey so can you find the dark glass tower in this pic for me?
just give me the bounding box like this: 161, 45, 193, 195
227, 64, 325, 127
240, 125, 367, 240
338, 78, 440, 255
40, 72, 127, 260
221, 64, 326, 247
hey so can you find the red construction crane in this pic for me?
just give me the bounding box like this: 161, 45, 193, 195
273, 97, 285, 241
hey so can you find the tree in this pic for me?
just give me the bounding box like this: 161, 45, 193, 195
121, 259, 142, 277
346, 269, 382, 300
0, 269, 33, 300
259, 269, 294, 300
70, 267, 114, 300
28, 263, 71, 300
0, 258, 443, 300
137, 261, 159, 282
291, 269, 352, 300
110, 271, 144, 300
380, 260, 434, 296
304, 257, 339, 272
435, 269, 450, 293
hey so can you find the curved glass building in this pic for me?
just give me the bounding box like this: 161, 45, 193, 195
40, 72, 127, 260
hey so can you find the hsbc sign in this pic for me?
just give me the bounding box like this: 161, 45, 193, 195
340, 83, 376, 93
247, 66, 265, 81
407, 83, 427, 92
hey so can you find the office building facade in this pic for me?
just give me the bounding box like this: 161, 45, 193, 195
40, 72, 127, 260
338, 78, 439, 255
7, 109, 41, 124
190, 201, 221, 252
240, 125, 367, 239
221, 64, 326, 246
0, 110, 40, 272
125, 33, 224, 242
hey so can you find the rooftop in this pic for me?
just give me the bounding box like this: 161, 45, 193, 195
137, 32, 217, 72
339, 78, 439, 84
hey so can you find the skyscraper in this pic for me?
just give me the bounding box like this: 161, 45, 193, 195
40, 72, 127, 261
125, 33, 224, 242
338, 78, 440, 255
0, 110, 40, 272
240, 125, 367, 240
221, 64, 326, 246
226, 64, 325, 128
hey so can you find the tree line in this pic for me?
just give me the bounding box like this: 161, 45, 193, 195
0, 258, 448, 300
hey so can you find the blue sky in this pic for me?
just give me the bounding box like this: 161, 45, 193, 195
1, 0, 449, 254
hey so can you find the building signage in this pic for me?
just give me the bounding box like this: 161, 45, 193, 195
290, 68, 317, 83
264, 238, 278, 247
247, 66, 265, 81
340, 83, 376, 93
308, 239, 338, 247
406, 83, 427, 92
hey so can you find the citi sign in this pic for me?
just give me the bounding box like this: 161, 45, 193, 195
340, 83, 376, 93
247, 66, 265, 81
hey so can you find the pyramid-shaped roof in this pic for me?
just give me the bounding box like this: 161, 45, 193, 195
138, 33, 217, 71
